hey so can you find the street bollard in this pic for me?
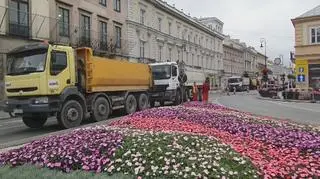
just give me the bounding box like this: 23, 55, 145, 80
233, 87, 236, 95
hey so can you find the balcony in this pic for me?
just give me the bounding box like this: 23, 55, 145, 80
8, 22, 29, 38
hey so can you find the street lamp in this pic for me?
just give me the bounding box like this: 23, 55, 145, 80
260, 38, 267, 68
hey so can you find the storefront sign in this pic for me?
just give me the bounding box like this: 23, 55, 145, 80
295, 59, 309, 88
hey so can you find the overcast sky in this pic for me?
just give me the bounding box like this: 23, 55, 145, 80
166, 0, 319, 66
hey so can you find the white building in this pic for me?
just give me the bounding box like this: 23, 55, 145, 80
126, 0, 225, 87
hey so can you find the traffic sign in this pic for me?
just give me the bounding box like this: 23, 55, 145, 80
299, 67, 304, 73
297, 75, 305, 82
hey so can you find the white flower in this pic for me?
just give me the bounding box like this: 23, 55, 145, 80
207, 165, 212, 169
157, 147, 162, 151
164, 170, 169, 174
123, 150, 131, 156
185, 167, 191, 172
116, 167, 121, 171
229, 171, 234, 175
146, 172, 150, 176
203, 169, 209, 175
115, 159, 122, 163
191, 172, 196, 176
134, 167, 139, 175
165, 152, 172, 155
188, 157, 197, 161
127, 161, 132, 166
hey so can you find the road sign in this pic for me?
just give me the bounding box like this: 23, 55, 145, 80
297, 74, 305, 82
299, 67, 304, 73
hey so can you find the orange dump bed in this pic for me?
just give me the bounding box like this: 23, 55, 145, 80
77, 48, 152, 93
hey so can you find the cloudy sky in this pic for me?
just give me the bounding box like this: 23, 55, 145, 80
166, 0, 319, 66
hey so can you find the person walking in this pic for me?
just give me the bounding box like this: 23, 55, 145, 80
192, 82, 198, 101
202, 78, 210, 103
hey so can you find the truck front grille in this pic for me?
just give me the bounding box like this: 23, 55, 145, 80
7, 87, 38, 93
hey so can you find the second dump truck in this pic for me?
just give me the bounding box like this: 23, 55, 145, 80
4, 43, 153, 129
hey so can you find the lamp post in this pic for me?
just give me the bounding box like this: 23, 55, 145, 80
260, 38, 267, 68
260, 38, 267, 86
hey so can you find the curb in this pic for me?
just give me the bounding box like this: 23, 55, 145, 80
256, 96, 319, 104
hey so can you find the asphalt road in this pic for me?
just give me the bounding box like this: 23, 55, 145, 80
213, 92, 320, 126
0, 112, 123, 149
0, 93, 319, 149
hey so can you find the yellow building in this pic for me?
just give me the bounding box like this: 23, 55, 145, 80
292, 5, 320, 89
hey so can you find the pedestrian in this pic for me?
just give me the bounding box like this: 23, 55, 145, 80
192, 82, 198, 101
202, 78, 210, 103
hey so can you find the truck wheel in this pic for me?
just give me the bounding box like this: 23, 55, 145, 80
138, 93, 149, 111
175, 91, 182, 105
125, 94, 137, 114
22, 115, 47, 129
91, 97, 110, 122
58, 100, 83, 129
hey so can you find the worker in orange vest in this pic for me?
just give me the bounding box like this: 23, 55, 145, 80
192, 82, 198, 101
202, 78, 210, 103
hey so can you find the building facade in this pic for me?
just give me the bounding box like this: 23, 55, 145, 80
222, 36, 245, 77
292, 5, 320, 89
126, 0, 225, 87
0, 0, 128, 99
48, 0, 128, 55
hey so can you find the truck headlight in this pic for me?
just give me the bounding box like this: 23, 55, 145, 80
33, 97, 49, 104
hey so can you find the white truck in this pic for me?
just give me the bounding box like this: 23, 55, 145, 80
149, 61, 206, 106
227, 76, 250, 92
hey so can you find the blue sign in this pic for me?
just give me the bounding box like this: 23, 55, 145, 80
297, 75, 305, 82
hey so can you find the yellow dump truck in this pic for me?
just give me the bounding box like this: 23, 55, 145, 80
4, 43, 152, 129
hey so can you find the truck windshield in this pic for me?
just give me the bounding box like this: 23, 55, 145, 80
7, 49, 47, 76
228, 78, 242, 83
151, 65, 171, 80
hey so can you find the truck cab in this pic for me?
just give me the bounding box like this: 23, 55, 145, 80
4, 43, 81, 128
149, 62, 182, 106
228, 76, 245, 92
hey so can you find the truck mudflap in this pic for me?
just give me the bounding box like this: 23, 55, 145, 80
3, 96, 61, 115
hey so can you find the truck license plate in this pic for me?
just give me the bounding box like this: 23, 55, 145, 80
14, 109, 23, 114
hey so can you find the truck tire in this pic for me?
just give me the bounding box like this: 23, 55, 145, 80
174, 90, 182, 105
91, 97, 110, 122
125, 94, 137, 114
58, 100, 83, 129
138, 93, 149, 111
22, 115, 47, 129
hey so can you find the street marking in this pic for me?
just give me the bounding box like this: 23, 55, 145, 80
266, 101, 320, 113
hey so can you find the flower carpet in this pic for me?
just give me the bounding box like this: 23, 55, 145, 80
0, 102, 319, 178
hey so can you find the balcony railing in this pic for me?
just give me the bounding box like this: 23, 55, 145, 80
8, 22, 29, 38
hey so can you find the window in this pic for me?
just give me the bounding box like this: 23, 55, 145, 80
158, 46, 162, 61
114, 0, 121, 12
172, 65, 177, 77
80, 14, 91, 46
168, 22, 172, 35
58, 7, 69, 37
177, 50, 180, 61
115, 26, 121, 48
140, 9, 145, 25
99, 0, 106, 6
158, 18, 162, 31
9, 0, 29, 37
177, 26, 180, 38
50, 51, 67, 75
140, 41, 145, 59
311, 27, 320, 44
99, 21, 107, 50
168, 48, 172, 60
